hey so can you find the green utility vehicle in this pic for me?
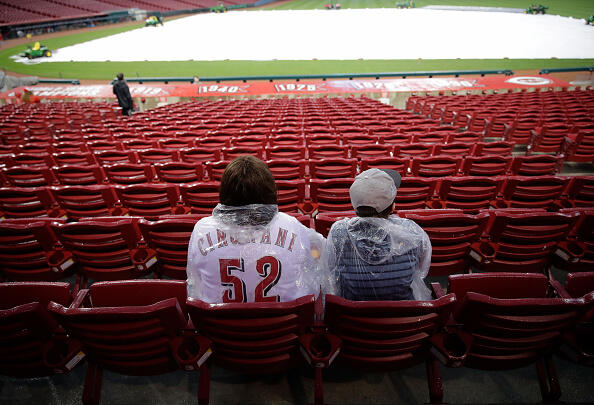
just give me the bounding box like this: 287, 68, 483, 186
395, 1, 415, 8
21, 42, 51, 59
525, 4, 548, 14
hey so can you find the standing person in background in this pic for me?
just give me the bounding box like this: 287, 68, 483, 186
324, 168, 432, 301
112, 72, 133, 116
186, 155, 327, 303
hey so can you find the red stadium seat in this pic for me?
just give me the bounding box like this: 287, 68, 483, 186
52, 165, 105, 186
51, 218, 158, 282
114, 184, 187, 219
432, 273, 587, 402
460, 156, 512, 176
509, 155, 564, 176
0, 186, 60, 218
50, 185, 123, 220
154, 162, 204, 183
266, 159, 307, 180
309, 178, 354, 213
222, 146, 265, 160
350, 144, 393, 160
52, 151, 97, 166
94, 150, 137, 165
496, 176, 569, 209
394, 177, 438, 210
0, 218, 72, 281
275, 179, 306, 213
179, 147, 221, 164
323, 293, 456, 404
1, 165, 57, 187
103, 163, 156, 184
180, 182, 220, 215
0, 282, 82, 377
394, 143, 435, 158
472, 141, 514, 156
138, 218, 199, 279
434, 176, 503, 211
562, 129, 594, 163
308, 144, 348, 159
266, 145, 307, 160
401, 210, 489, 275
433, 142, 474, 157
359, 156, 409, 176
469, 210, 578, 273
409, 156, 461, 177
49, 280, 210, 405
309, 158, 358, 179
313, 211, 356, 237
186, 295, 318, 405
136, 148, 179, 164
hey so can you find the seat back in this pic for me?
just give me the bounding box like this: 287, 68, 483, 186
499, 176, 569, 209
186, 295, 315, 373
48, 280, 188, 375
394, 177, 437, 210
437, 177, 503, 210
114, 184, 184, 219
0, 282, 75, 377
449, 273, 584, 369
138, 218, 199, 279
309, 178, 354, 212
402, 211, 489, 275
0, 186, 58, 218
179, 182, 220, 214
52, 218, 157, 281
324, 294, 456, 370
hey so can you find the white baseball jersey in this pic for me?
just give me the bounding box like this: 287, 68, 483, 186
186, 208, 324, 303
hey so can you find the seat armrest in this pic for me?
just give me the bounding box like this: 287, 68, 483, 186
430, 329, 473, 368
170, 332, 212, 371
300, 332, 342, 368
43, 334, 85, 373
431, 282, 446, 299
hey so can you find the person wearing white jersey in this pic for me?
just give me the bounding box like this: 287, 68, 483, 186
186, 155, 326, 303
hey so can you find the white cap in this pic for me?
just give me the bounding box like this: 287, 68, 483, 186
349, 168, 401, 212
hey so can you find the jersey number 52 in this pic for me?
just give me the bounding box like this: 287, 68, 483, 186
219, 256, 282, 303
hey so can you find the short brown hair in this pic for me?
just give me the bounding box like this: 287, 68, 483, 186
219, 155, 277, 206
117, 72, 124, 80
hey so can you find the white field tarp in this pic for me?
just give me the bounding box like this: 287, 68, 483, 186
24, 9, 594, 62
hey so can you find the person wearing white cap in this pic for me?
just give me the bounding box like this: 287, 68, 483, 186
323, 168, 432, 301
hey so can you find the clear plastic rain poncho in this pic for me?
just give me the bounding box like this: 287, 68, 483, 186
324, 215, 432, 301
186, 204, 326, 303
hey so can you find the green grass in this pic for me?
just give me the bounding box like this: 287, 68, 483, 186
0, 1, 592, 81
266, 0, 594, 19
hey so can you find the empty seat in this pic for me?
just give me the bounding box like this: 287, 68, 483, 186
432, 273, 587, 402
114, 184, 186, 219
0, 218, 72, 281
460, 156, 512, 176
402, 210, 490, 275
472, 141, 514, 156
276, 179, 306, 213
1, 165, 56, 187
179, 182, 220, 215
309, 178, 354, 213
138, 218, 199, 279
470, 210, 578, 273
136, 148, 179, 164
104, 163, 156, 185
350, 144, 393, 160
394, 177, 438, 210
154, 162, 203, 183
394, 143, 435, 158
323, 292, 456, 404
52, 164, 105, 186
0, 186, 60, 218
313, 211, 356, 237
409, 156, 461, 177
0, 282, 82, 377
50, 185, 123, 220
496, 176, 569, 209
51, 218, 158, 282
435, 177, 503, 210
308, 144, 348, 159
509, 155, 564, 176
49, 280, 210, 405
186, 295, 317, 405
266, 159, 307, 181
309, 158, 358, 179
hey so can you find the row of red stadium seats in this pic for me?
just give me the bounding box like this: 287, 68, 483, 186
0, 175, 592, 219
0, 208, 592, 283
0, 155, 567, 187
0, 142, 518, 168
1, 273, 593, 404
